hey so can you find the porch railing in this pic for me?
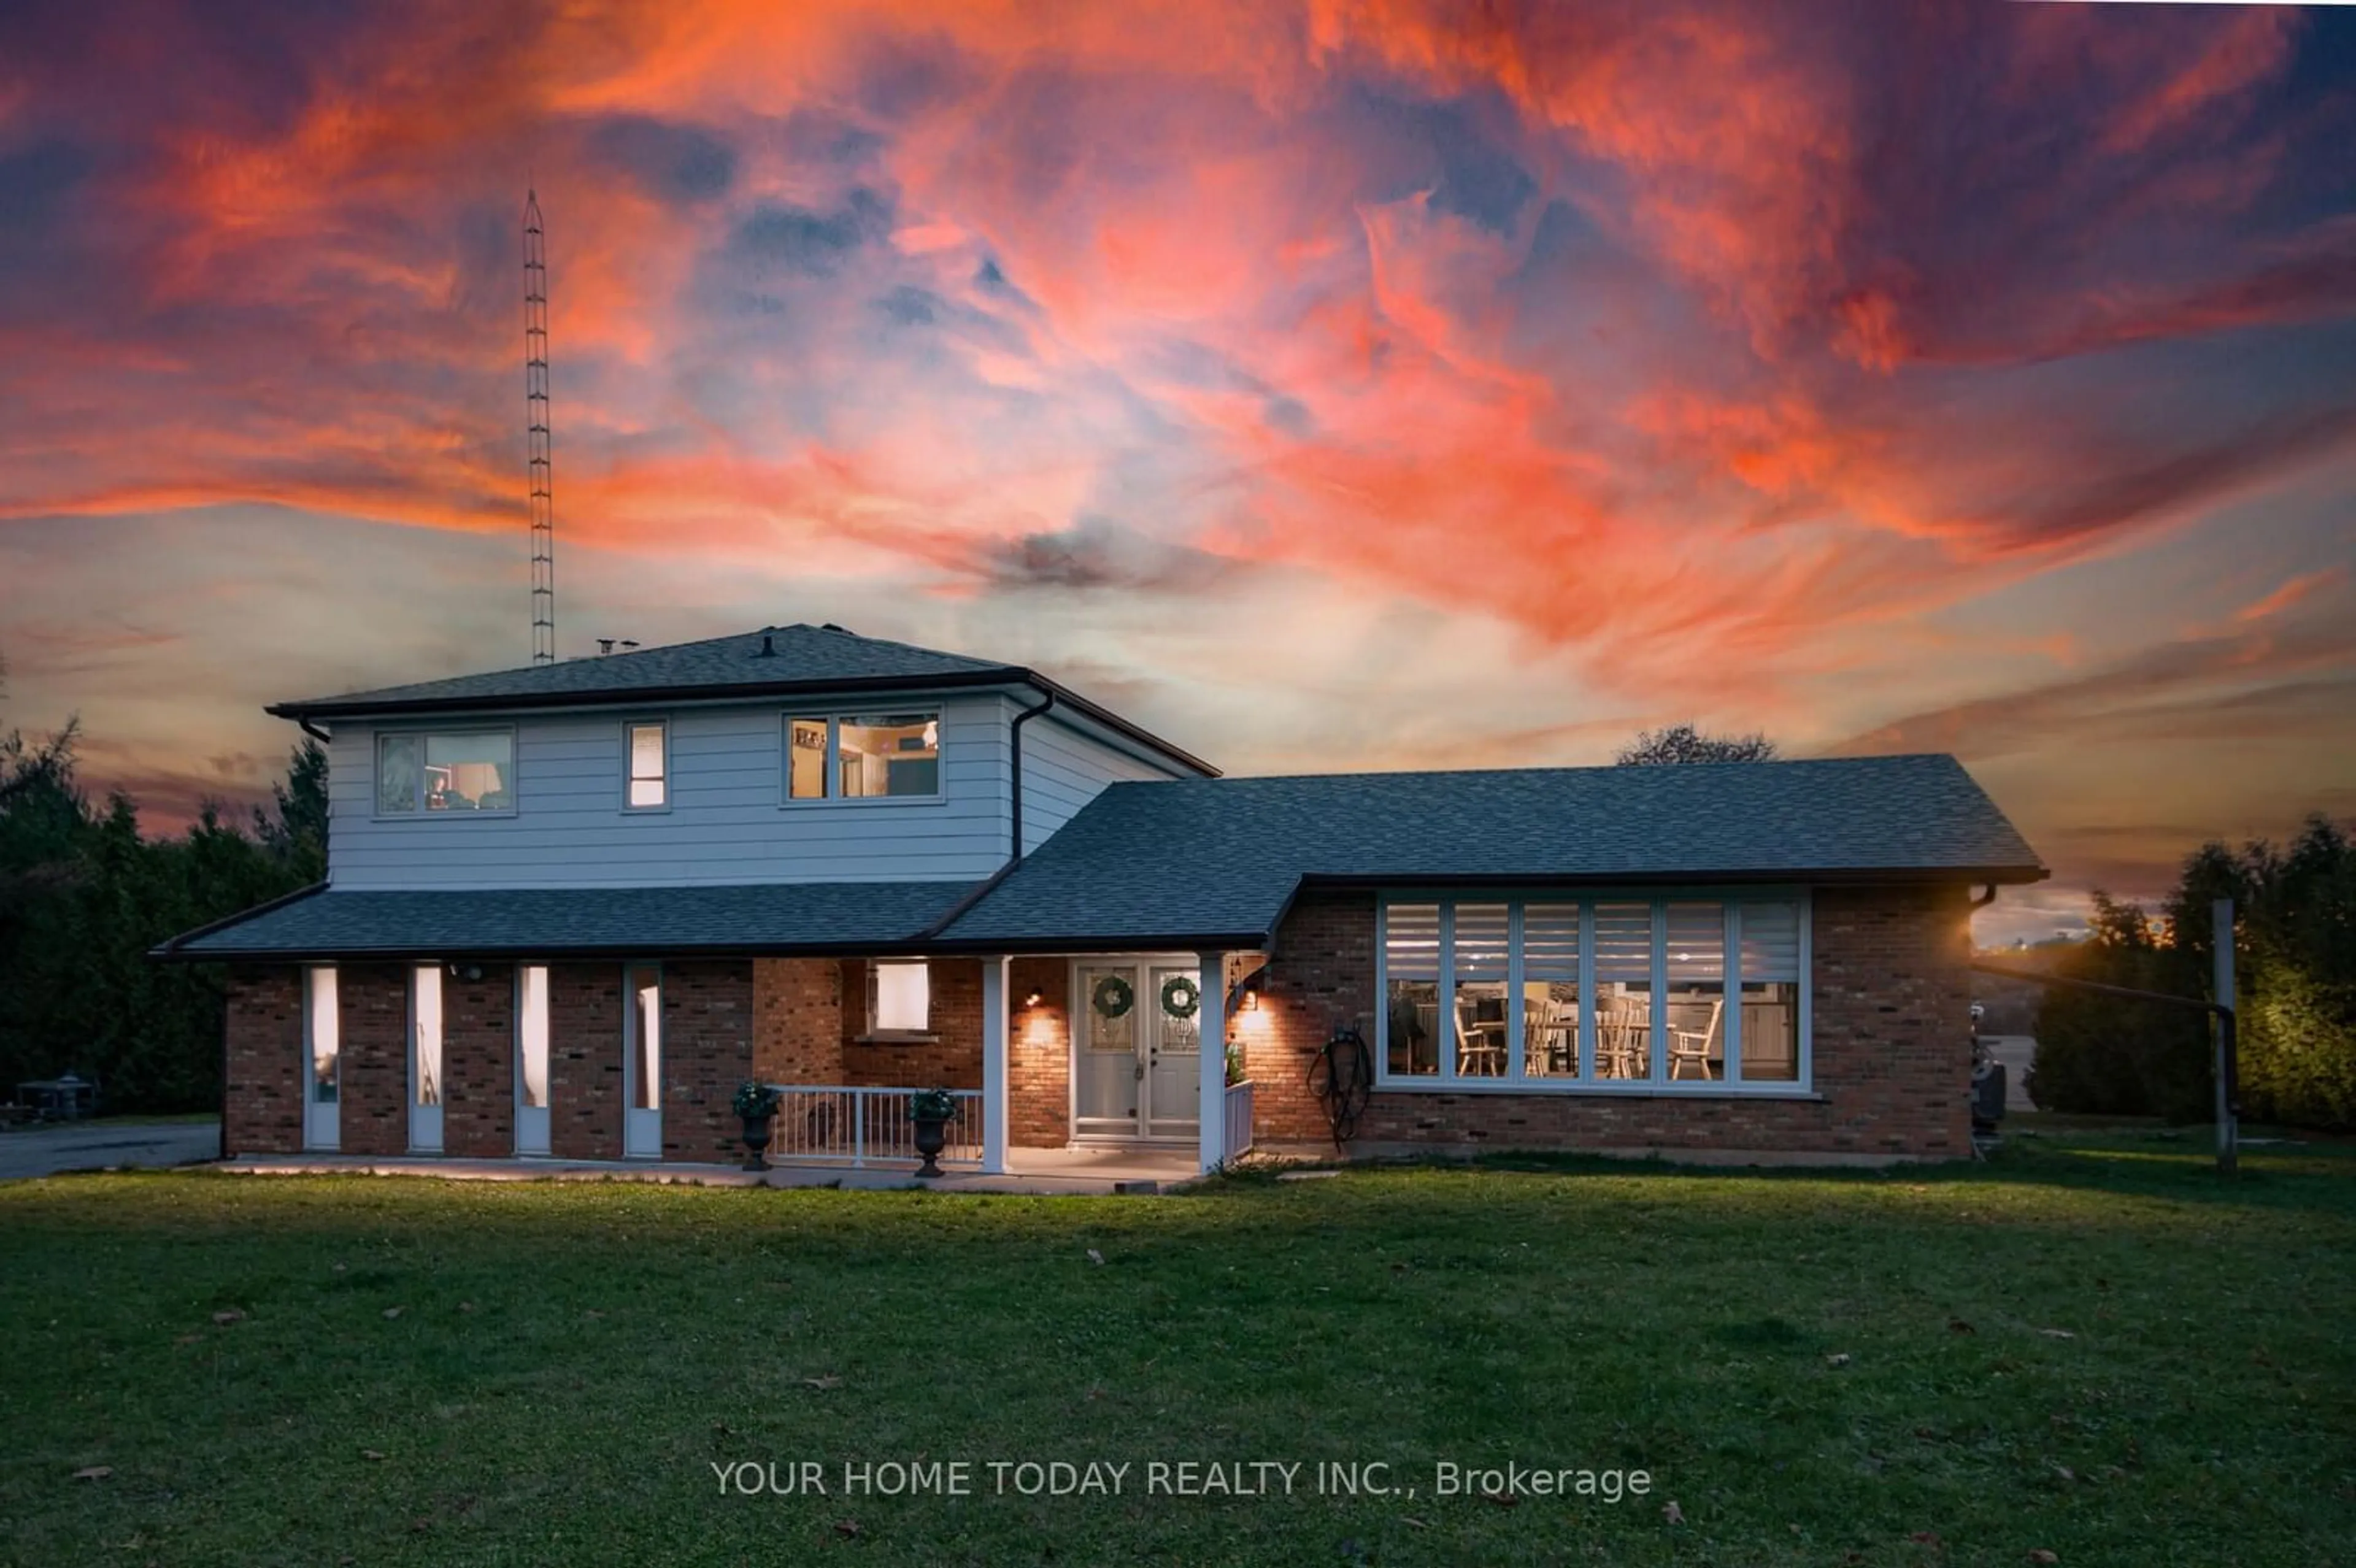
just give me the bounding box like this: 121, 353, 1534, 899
1224, 1080, 1255, 1159
763, 1085, 985, 1169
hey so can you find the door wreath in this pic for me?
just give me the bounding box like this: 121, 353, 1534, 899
1091, 974, 1136, 1019
1160, 975, 1201, 1019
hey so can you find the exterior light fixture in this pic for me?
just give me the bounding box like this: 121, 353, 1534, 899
1242, 989, 1260, 1012
1024, 990, 1043, 1008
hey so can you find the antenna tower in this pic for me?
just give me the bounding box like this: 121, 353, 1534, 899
524, 188, 555, 664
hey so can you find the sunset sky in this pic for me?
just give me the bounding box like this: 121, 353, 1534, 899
2, 1, 2352, 945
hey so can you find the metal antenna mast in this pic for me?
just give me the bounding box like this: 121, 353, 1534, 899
524, 188, 555, 664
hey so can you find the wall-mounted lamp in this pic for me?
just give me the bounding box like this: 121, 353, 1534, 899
1242, 988, 1260, 1013
1023, 990, 1043, 1008
448, 962, 485, 983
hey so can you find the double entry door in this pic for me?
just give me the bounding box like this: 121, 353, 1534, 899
1074, 959, 1201, 1141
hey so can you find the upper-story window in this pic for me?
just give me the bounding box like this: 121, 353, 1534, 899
783, 711, 941, 802
377, 730, 515, 815
625, 721, 668, 810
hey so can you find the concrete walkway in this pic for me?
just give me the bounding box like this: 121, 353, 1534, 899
220, 1142, 1206, 1196
0, 1118, 220, 1180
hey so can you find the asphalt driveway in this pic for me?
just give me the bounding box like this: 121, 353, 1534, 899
0, 1120, 219, 1180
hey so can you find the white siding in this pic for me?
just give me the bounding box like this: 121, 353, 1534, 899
327, 696, 1012, 889
1020, 709, 1193, 854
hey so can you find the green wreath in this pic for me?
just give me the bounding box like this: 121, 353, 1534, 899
1160, 974, 1200, 1019
1091, 974, 1135, 1020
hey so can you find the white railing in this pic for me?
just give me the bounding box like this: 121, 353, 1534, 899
763, 1086, 984, 1169
1223, 1080, 1255, 1159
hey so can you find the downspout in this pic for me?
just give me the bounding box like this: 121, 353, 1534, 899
1007, 689, 1056, 864
1969, 884, 1998, 909
298, 718, 331, 747
913, 686, 1056, 942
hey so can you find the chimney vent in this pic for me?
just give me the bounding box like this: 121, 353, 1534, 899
755, 632, 776, 658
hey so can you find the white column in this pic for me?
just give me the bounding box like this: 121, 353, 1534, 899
981, 956, 1010, 1175
1197, 951, 1227, 1174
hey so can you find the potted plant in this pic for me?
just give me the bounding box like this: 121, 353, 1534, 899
1225, 1042, 1247, 1088
732, 1080, 782, 1171
908, 1087, 958, 1178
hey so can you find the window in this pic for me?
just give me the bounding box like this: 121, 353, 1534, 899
626, 721, 667, 809
1522, 905, 1580, 1078
1665, 902, 1726, 1082
1377, 894, 1807, 1093
377, 731, 515, 814
631, 967, 661, 1112
870, 961, 931, 1036
412, 964, 442, 1107
306, 967, 339, 1104
517, 965, 550, 1110
1383, 903, 1440, 1077
782, 712, 941, 801
1452, 904, 1510, 1078
1738, 902, 1802, 1082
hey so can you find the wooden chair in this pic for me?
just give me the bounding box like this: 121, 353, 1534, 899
1598, 996, 1650, 1078
1668, 998, 1725, 1081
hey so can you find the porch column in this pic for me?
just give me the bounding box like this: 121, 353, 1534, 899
981, 955, 1010, 1175
1197, 950, 1226, 1174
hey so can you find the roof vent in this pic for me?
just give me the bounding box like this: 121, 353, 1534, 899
754, 632, 776, 658
820, 622, 848, 633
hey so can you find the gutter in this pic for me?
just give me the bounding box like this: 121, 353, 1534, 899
912, 686, 1057, 942
147, 882, 328, 960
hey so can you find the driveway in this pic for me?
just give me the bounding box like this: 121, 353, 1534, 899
0, 1119, 219, 1180
1979, 1036, 2039, 1112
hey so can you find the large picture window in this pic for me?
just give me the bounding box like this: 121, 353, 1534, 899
783, 712, 941, 802
1376, 893, 1809, 1093
377, 730, 515, 815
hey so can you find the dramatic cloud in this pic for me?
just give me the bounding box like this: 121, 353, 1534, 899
1, 0, 2352, 943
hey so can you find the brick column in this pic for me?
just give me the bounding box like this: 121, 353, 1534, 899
660, 960, 755, 1164
550, 961, 623, 1160
339, 963, 411, 1157
223, 966, 304, 1156
442, 964, 516, 1158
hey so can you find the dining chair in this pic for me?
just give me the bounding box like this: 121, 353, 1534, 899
1668, 998, 1725, 1080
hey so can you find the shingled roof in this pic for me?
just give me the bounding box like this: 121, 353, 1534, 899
156, 754, 2044, 960
264, 621, 1215, 777
933, 753, 2046, 948
158, 880, 978, 961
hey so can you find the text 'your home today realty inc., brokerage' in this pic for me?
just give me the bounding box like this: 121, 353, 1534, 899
710, 1459, 1659, 1504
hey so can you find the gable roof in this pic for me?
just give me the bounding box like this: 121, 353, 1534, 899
934, 753, 2046, 949
264, 621, 1217, 777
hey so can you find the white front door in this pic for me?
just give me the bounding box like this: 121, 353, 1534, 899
515, 964, 552, 1157
1072, 959, 1201, 1141
623, 963, 662, 1159
303, 967, 340, 1152
409, 964, 444, 1153
1144, 964, 1202, 1140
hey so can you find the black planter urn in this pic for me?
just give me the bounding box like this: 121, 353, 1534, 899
741, 1113, 774, 1172
910, 1115, 950, 1178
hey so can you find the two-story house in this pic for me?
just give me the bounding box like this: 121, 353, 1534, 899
158, 622, 2047, 1172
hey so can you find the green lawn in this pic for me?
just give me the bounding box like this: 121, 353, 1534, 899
4, 1135, 2352, 1567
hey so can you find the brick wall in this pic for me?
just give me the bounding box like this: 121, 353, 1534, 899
752, 958, 845, 1083
1009, 957, 1070, 1148
224, 966, 304, 1156
1242, 885, 1975, 1160
439, 964, 515, 1157
661, 960, 757, 1163
549, 961, 623, 1160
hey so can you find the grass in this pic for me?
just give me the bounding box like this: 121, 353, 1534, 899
2, 1136, 2352, 1567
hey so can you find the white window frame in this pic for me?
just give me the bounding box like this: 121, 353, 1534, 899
622, 718, 670, 813
1373, 889, 1814, 1096
779, 710, 944, 806
864, 959, 936, 1040
373, 726, 519, 819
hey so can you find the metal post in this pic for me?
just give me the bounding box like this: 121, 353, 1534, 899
2213, 897, 2237, 1178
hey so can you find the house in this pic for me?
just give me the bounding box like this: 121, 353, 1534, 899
155, 623, 2048, 1171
